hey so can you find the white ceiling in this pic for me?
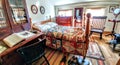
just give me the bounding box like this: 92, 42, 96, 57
50, 0, 120, 6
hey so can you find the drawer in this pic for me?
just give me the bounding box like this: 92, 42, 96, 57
2, 52, 14, 61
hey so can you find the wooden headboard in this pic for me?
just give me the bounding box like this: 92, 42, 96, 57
32, 19, 52, 31
40, 19, 51, 24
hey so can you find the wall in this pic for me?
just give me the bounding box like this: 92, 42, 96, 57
55, 2, 120, 33
25, 0, 120, 33
115, 15, 120, 33
26, 0, 55, 23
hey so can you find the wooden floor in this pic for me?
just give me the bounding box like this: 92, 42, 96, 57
91, 33, 120, 65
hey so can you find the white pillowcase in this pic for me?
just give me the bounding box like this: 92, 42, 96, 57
46, 22, 58, 27
33, 22, 58, 33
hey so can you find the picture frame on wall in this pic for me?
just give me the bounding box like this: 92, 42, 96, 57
31, 5, 38, 14
109, 6, 116, 13
109, 5, 119, 13
40, 6, 45, 14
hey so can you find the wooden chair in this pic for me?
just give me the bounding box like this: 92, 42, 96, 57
90, 16, 107, 39
17, 39, 49, 65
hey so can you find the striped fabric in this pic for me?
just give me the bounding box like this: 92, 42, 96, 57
91, 16, 107, 30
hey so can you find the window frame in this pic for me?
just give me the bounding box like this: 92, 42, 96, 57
58, 9, 73, 16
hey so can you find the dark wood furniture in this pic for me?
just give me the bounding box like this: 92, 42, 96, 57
0, 0, 12, 40
0, 0, 32, 52
0, 33, 45, 65
0, 0, 31, 40
56, 16, 72, 26
17, 38, 49, 65
0, 0, 41, 65
90, 16, 107, 39
6, 0, 31, 32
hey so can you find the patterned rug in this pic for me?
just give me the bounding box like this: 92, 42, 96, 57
87, 42, 105, 60
33, 46, 105, 65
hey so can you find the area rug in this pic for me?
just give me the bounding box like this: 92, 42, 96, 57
33, 47, 106, 65
87, 42, 105, 60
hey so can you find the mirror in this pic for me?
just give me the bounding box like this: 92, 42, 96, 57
114, 8, 120, 15
0, 0, 7, 28
74, 8, 83, 22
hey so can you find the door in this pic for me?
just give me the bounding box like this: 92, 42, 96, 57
74, 8, 83, 27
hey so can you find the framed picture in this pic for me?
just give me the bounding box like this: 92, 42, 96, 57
109, 5, 119, 13
40, 6, 45, 14
31, 5, 38, 14
109, 6, 116, 13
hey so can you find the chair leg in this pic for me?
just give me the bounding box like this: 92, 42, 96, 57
89, 31, 93, 36
113, 44, 116, 51
43, 55, 50, 65
100, 33, 102, 39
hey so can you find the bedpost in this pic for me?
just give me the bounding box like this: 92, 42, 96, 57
85, 13, 91, 46
82, 13, 91, 62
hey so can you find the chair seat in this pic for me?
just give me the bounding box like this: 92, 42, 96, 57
91, 29, 103, 33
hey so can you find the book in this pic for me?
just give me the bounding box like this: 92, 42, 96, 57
3, 33, 25, 47
0, 41, 8, 53
3, 31, 35, 47
16, 31, 35, 39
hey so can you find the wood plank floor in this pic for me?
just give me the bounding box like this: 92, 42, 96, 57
91, 33, 120, 65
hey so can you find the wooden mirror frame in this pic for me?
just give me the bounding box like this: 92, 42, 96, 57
31, 5, 38, 14
40, 6, 45, 14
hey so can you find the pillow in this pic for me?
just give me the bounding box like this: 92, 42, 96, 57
33, 23, 51, 32
33, 22, 58, 33
40, 25, 51, 32
46, 22, 58, 27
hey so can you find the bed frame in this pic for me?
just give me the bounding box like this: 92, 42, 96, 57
83, 13, 91, 61
32, 13, 91, 62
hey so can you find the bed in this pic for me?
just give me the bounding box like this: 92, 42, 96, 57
32, 13, 91, 61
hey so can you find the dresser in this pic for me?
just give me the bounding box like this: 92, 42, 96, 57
56, 16, 72, 26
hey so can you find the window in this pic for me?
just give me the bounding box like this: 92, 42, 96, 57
58, 10, 72, 16
86, 8, 105, 16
